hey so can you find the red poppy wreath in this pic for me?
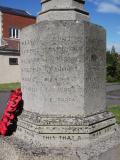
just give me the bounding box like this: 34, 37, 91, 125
0, 88, 23, 136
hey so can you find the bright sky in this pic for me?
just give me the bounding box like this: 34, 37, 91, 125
0, 0, 120, 52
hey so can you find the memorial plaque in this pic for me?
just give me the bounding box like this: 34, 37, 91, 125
21, 21, 85, 115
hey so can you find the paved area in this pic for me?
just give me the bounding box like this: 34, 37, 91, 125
0, 91, 10, 119
106, 84, 120, 92
106, 84, 120, 106
0, 84, 120, 119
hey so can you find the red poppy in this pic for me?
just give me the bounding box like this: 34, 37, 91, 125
0, 88, 22, 136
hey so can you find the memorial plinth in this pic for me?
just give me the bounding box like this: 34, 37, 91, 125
0, 0, 120, 160
21, 20, 106, 116
37, 0, 89, 22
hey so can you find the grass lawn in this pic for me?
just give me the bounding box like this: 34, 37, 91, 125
108, 105, 120, 124
0, 82, 21, 91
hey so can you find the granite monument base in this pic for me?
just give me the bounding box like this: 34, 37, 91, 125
0, 128, 120, 160
0, 110, 120, 160
15, 110, 117, 145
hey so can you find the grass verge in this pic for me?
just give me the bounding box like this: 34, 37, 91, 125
108, 105, 120, 124
0, 82, 21, 91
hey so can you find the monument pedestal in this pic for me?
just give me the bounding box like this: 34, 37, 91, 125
0, 1, 120, 159
14, 111, 117, 146
1, 110, 120, 160
0, 116, 120, 160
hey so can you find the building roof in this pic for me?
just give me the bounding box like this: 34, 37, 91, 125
0, 48, 20, 56
0, 6, 36, 18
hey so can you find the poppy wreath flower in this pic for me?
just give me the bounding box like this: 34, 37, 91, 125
0, 88, 22, 136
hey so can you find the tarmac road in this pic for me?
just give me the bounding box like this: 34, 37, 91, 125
106, 84, 120, 106
0, 91, 10, 119
0, 84, 120, 119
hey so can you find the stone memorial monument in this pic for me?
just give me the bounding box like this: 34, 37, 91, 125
0, 0, 120, 160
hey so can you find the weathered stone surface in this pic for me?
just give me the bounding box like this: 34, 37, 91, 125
0, 126, 120, 160
41, 0, 84, 12
13, 110, 116, 147
21, 20, 106, 116
84, 22, 106, 115
37, 10, 89, 22
18, 110, 115, 126
0, 1, 119, 160
37, 0, 89, 22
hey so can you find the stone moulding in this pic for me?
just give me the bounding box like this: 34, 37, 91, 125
41, 0, 85, 4
74, 0, 85, 4
39, 8, 89, 16
41, 0, 51, 4
0, 125, 120, 160
18, 110, 115, 126
15, 110, 116, 141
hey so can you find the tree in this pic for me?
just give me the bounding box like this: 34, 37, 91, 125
106, 46, 120, 82
111, 46, 116, 54
116, 61, 120, 81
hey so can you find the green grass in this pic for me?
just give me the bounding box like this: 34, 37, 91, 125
0, 82, 21, 91
108, 105, 120, 124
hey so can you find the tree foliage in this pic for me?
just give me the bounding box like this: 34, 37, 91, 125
106, 46, 120, 82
